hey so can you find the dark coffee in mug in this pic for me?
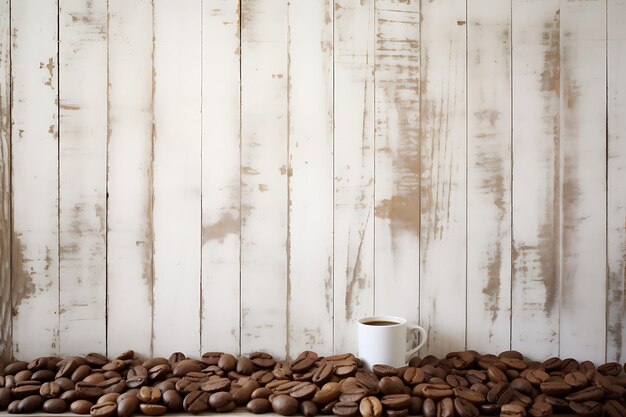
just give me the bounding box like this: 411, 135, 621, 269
364, 320, 399, 326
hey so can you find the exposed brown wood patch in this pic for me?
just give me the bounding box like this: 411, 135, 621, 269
10, 233, 37, 321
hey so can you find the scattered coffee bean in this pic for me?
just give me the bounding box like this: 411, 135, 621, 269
272, 394, 299, 416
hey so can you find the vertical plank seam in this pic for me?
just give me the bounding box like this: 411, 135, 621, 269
331, 0, 335, 355
372, 0, 376, 318
105, 0, 110, 358
286, 0, 291, 360
8, 0, 13, 361
417, 0, 421, 329
199, 0, 204, 356
150, 0, 156, 358
604, 0, 609, 363
464, 0, 469, 351
56, 0, 61, 358
509, 0, 514, 352
238, 0, 243, 357
557, 0, 563, 358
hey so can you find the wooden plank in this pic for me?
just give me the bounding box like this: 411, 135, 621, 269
373, 0, 420, 331
106, 0, 154, 358
152, 0, 202, 357
287, 0, 333, 357
511, 0, 560, 360
10, 0, 59, 358
201, 0, 241, 355
466, 0, 511, 354
0, 0, 10, 362
240, 0, 288, 357
419, 0, 467, 356
558, 0, 606, 363
59, 0, 107, 355
333, 0, 375, 355
607, 0, 626, 363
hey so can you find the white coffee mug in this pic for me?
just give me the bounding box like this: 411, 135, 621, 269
357, 316, 427, 369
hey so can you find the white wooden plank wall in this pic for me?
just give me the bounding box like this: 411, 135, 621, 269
1, 0, 625, 364
10, 0, 59, 358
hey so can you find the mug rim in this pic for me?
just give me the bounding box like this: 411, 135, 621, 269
358, 315, 407, 327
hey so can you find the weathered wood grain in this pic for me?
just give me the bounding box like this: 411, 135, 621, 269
201, 0, 241, 355
152, 0, 202, 357
240, 0, 288, 356
107, 0, 154, 358
419, 0, 467, 356
0, 0, 10, 362
373, 0, 420, 333
511, 0, 561, 360
607, 0, 626, 363
466, 0, 511, 354
59, 0, 107, 355
11, 0, 59, 358
558, 0, 606, 363
287, 0, 334, 357
333, 0, 375, 355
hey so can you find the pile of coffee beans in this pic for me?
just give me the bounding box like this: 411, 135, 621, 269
1, 350, 626, 417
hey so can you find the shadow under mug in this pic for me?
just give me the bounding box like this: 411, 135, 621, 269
357, 316, 428, 369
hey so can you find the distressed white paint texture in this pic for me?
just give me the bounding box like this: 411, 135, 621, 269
466, 0, 511, 354
333, 0, 375, 355
419, 0, 467, 357
558, 0, 606, 363
152, 0, 202, 357
59, 0, 107, 355
511, 0, 561, 361
287, 0, 334, 357
240, 0, 289, 356
107, 0, 154, 358
373, 0, 421, 333
10, 0, 59, 358
201, 0, 241, 355
607, 0, 626, 364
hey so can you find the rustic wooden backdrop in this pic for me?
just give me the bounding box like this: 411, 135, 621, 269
0, 0, 624, 365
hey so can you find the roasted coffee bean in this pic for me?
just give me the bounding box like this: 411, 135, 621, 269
340, 388, 368, 403
470, 383, 490, 397
233, 379, 260, 405
539, 380, 571, 396
292, 355, 316, 373
42, 398, 67, 413
159, 389, 181, 412
510, 378, 533, 395
312, 363, 334, 385
71, 365, 93, 383
451, 351, 477, 370
318, 399, 338, 415
236, 357, 255, 375
528, 402, 553, 417
101, 360, 125, 373
542, 357, 562, 372
14, 370, 33, 383
140, 357, 167, 370
251, 387, 273, 400
466, 370, 488, 385
248, 398, 272, 414
55, 377, 75, 391
487, 366, 508, 383
252, 356, 277, 370
27, 358, 47, 372
208, 391, 234, 409
251, 370, 275, 385
216, 353, 237, 372
83, 373, 106, 385
312, 382, 341, 405
60, 389, 79, 403
17, 394, 44, 413
598, 362, 623, 377
300, 400, 318, 417
498, 351, 524, 360
137, 386, 161, 404
501, 358, 527, 372
422, 398, 436, 417
84, 353, 108, 368
117, 395, 140, 417
70, 399, 94, 414
332, 400, 359, 417
290, 381, 319, 400
501, 403, 526, 417
422, 384, 454, 401
605, 400, 626, 417
355, 372, 380, 394
139, 403, 167, 416
381, 394, 411, 410
271, 380, 301, 395
408, 396, 423, 415
5, 362, 29, 376
96, 393, 119, 404
402, 367, 424, 386
40, 382, 61, 399
379, 376, 405, 395
12, 384, 42, 399
7, 399, 20, 414
172, 359, 204, 377
446, 374, 469, 388
360, 396, 383, 417
0, 387, 12, 410
75, 381, 103, 400
569, 400, 603, 417
526, 369, 550, 385
373, 365, 398, 378
454, 397, 479, 417
335, 364, 358, 378
436, 397, 454, 417
200, 377, 230, 392
183, 391, 210, 414
272, 394, 299, 416
147, 364, 170, 382
454, 386, 486, 405
565, 386, 605, 402
486, 382, 513, 406
89, 401, 116, 417
199, 352, 221, 366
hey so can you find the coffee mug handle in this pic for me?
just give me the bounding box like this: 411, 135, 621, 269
405, 325, 427, 362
